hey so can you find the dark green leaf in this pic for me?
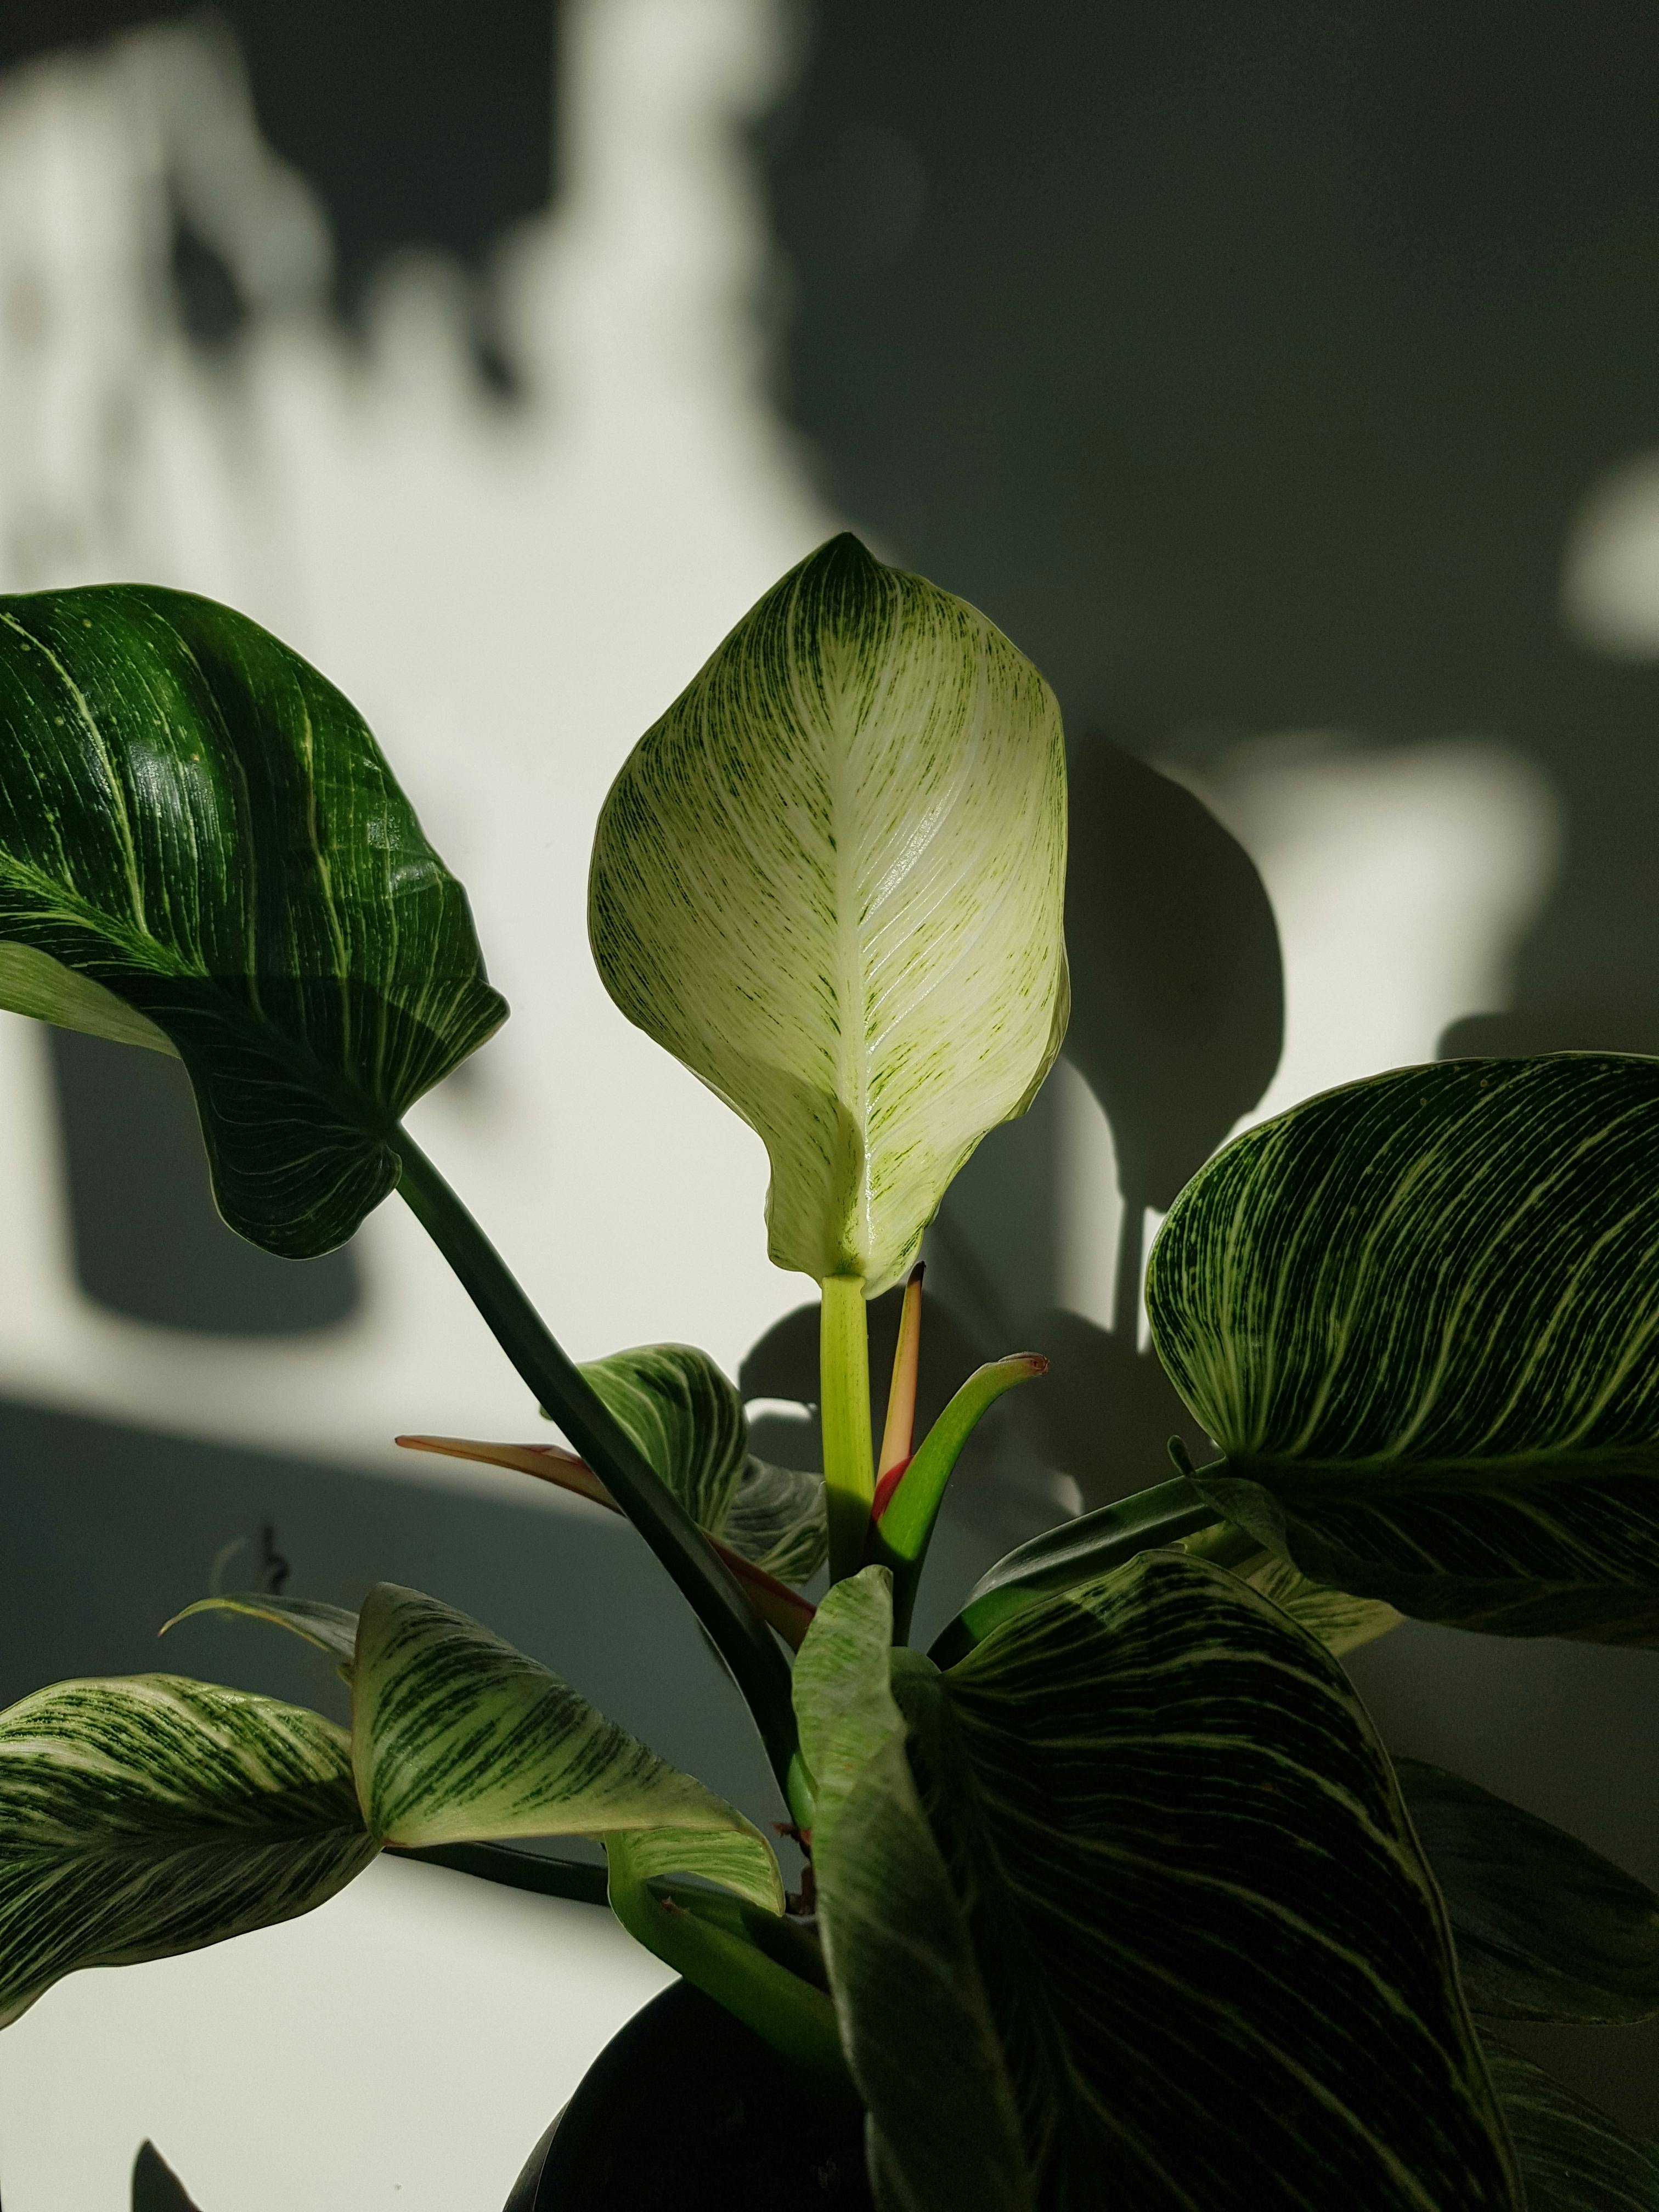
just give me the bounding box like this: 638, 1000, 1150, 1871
1148, 1056, 1659, 1641
1397, 1759, 1659, 2024
1482, 2037, 1659, 2210
0, 586, 505, 1255
133, 2142, 205, 2212
808, 1555, 1520, 2210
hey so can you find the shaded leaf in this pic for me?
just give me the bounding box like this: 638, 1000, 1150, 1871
582, 1342, 827, 1580
842, 1552, 1520, 2208
1482, 2037, 1659, 2210
0, 1674, 375, 2025
351, 1583, 782, 1910
164, 1591, 359, 1668
795, 1571, 1032, 2212
0, 585, 505, 1255
1148, 1056, 1659, 1642
1397, 1759, 1659, 2023
589, 534, 1069, 1295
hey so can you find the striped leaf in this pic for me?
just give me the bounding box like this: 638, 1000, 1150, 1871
581, 1342, 827, 1581
0, 585, 505, 1255
0, 1674, 375, 2026
1482, 2038, 1659, 2210
796, 1570, 1032, 2212
1397, 1759, 1659, 2024
809, 1554, 1520, 2209
1148, 1056, 1659, 1642
351, 1583, 782, 1910
588, 534, 1069, 1295
165, 1592, 360, 1669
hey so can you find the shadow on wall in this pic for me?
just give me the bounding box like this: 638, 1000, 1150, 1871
763, 0, 1659, 1052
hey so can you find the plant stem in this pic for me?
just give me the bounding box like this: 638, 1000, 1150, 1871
392, 1131, 798, 1796
820, 1273, 873, 1582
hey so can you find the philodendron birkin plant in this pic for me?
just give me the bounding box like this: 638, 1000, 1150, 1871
1, 541, 1658, 2210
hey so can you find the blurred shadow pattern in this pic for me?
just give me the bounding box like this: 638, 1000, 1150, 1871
761, 1, 1659, 1052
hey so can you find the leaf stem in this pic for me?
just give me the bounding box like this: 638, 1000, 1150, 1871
391, 1131, 798, 1797
820, 1273, 874, 1582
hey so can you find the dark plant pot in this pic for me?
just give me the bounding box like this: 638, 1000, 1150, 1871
503, 1981, 873, 2211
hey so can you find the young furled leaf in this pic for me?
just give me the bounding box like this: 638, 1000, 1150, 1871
1148, 1055, 1659, 1642
588, 535, 1069, 1296
0, 586, 505, 1255
0, 1674, 376, 2026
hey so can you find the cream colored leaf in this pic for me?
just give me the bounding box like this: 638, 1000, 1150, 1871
588, 535, 1069, 1294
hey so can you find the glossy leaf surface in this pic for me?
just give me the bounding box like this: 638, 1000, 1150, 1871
1148, 1056, 1659, 1641
0, 1674, 374, 2025
351, 1583, 782, 1909
589, 534, 1069, 1294
1483, 2038, 1659, 2210
1398, 1759, 1659, 2023
817, 1554, 1519, 2210
0, 586, 505, 1255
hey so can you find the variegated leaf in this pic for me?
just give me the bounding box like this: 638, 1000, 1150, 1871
352, 1583, 782, 1909
588, 534, 1069, 1295
603, 1827, 850, 2097
1482, 2037, 1659, 2210
720, 1455, 827, 1584
795, 1571, 1031, 2212
1398, 1759, 1659, 2024
811, 1554, 1520, 2209
581, 1341, 827, 1580
164, 1592, 360, 1669
1240, 1549, 1404, 1653
0, 1674, 375, 2026
0, 586, 505, 1255
1148, 1055, 1659, 1642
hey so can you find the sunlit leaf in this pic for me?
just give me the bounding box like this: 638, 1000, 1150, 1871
810, 1555, 1519, 2209
1482, 2036, 1659, 2210
0, 1674, 375, 2025
1148, 1055, 1659, 1641
351, 1583, 782, 1910
0, 586, 505, 1255
589, 534, 1069, 1295
1398, 1759, 1659, 2024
